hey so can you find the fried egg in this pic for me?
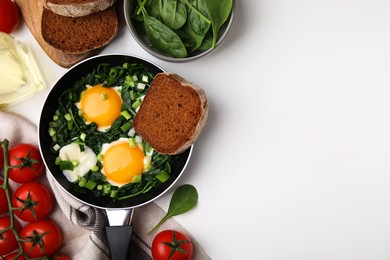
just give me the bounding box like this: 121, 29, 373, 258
77, 85, 122, 131
59, 143, 97, 182
101, 138, 149, 187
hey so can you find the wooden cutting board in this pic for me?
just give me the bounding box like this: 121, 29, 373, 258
14, 0, 101, 68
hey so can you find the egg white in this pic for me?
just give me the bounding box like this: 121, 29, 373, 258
59, 143, 97, 182
75, 85, 122, 132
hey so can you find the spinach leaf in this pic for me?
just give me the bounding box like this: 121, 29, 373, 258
161, 0, 187, 30
143, 15, 188, 58
148, 184, 198, 235
145, 0, 161, 18
197, 30, 212, 51
188, 0, 210, 36
205, 0, 232, 48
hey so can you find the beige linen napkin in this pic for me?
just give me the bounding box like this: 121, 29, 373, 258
0, 111, 210, 260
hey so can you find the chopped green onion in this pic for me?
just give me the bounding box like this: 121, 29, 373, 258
72, 160, 79, 167
91, 165, 99, 172
132, 75, 138, 81
64, 113, 72, 121
80, 132, 87, 141
132, 99, 141, 109
156, 170, 170, 183
49, 122, 57, 127
142, 75, 149, 82
129, 90, 135, 100
97, 184, 103, 191
53, 144, 61, 152
128, 138, 136, 148
55, 157, 61, 165
110, 189, 118, 198
137, 82, 146, 90
121, 122, 132, 132
103, 184, 112, 194
124, 75, 135, 87
78, 179, 86, 187
109, 68, 118, 77
53, 115, 59, 121
97, 153, 103, 161
48, 127, 56, 137
67, 121, 73, 130
131, 175, 142, 183
101, 93, 107, 100
85, 180, 97, 190
121, 110, 132, 120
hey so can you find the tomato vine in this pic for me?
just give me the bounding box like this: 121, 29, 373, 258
0, 139, 65, 260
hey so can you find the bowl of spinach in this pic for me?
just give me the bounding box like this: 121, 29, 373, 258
124, 0, 234, 62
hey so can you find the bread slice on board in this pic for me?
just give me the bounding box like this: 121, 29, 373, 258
41, 6, 118, 54
133, 73, 208, 155
43, 0, 117, 17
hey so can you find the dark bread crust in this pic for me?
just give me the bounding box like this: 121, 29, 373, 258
133, 73, 208, 155
41, 6, 118, 54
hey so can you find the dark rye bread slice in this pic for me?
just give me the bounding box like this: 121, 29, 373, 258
43, 0, 117, 17
41, 6, 118, 54
133, 73, 208, 155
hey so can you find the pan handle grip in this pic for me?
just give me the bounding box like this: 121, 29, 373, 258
106, 225, 133, 260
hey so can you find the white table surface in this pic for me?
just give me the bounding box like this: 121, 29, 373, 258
7, 0, 390, 259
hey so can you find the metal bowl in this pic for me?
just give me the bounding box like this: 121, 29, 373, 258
124, 0, 235, 62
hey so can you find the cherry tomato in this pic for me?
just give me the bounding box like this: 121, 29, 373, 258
8, 144, 44, 183
0, 217, 22, 255
152, 230, 193, 260
54, 254, 71, 260
3, 252, 27, 260
12, 182, 53, 222
0, 0, 19, 33
0, 179, 9, 215
20, 220, 63, 258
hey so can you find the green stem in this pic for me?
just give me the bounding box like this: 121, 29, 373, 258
147, 214, 170, 236
1, 139, 32, 259
137, 0, 148, 15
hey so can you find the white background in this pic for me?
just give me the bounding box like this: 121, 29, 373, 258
8, 0, 390, 259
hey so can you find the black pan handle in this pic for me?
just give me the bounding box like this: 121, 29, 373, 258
105, 209, 134, 260
106, 225, 133, 260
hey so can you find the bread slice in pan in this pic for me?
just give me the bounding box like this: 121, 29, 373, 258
43, 0, 117, 17
133, 73, 208, 155
41, 6, 118, 54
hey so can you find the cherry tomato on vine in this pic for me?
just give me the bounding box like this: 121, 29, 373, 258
0, 179, 9, 215
12, 182, 53, 222
8, 143, 44, 183
0, 217, 22, 255
20, 220, 63, 258
152, 230, 194, 260
3, 252, 27, 260
0, 0, 19, 33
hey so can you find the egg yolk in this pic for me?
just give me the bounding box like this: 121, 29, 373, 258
102, 142, 145, 185
80, 85, 122, 128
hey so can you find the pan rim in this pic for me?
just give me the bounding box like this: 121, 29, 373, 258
38, 53, 193, 210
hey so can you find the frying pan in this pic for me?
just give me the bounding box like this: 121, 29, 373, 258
38, 54, 192, 259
